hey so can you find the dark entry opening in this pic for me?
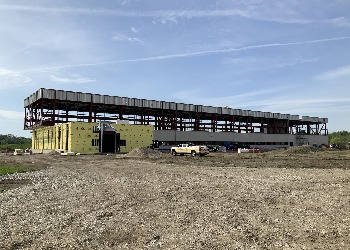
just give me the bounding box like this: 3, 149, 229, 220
100, 131, 116, 153
116, 133, 121, 152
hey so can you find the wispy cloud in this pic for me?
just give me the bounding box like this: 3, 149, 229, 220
223, 57, 318, 71
17, 36, 350, 72
112, 33, 144, 44
130, 26, 139, 33
152, 16, 178, 25
0, 68, 31, 89
1, 5, 348, 26
0, 110, 23, 120
120, 0, 131, 6
315, 65, 350, 81
171, 85, 291, 108
51, 74, 95, 84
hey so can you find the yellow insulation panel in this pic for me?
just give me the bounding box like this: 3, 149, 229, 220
112, 124, 153, 153
32, 122, 153, 154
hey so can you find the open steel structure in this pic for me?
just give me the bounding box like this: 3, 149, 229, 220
24, 88, 330, 150
24, 88, 328, 136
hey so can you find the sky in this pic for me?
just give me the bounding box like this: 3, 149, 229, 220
0, 0, 350, 137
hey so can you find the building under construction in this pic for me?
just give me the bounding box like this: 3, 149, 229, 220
24, 88, 328, 152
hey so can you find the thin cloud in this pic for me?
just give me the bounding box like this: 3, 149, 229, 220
0, 110, 23, 120
51, 74, 95, 84
0, 68, 31, 89
171, 85, 291, 108
223, 57, 318, 71
316, 65, 350, 81
152, 16, 178, 25
112, 33, 144, 44
17, 36, 350, 72
0, 5, 252, 18
130, 26, 139, 33
0, 5, 348, 26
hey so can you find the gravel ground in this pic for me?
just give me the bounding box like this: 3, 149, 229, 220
1, 150, 350, 249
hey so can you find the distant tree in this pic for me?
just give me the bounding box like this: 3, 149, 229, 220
328, 131, 350, 144
0, 134, 31, 147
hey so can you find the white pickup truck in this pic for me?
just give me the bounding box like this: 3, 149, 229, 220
171, 144, 209, 157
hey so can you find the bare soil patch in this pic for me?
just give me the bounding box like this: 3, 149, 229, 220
0, 149, 349, 249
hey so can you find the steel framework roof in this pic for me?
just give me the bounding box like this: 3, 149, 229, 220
24, 88, 328, 135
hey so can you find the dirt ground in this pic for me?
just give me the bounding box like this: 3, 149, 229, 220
0, 147, 350, 249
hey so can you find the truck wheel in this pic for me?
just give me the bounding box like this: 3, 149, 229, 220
171, 150, 177, 156
191, 151, 196, 157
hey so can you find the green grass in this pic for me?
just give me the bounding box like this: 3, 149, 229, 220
0, 164, 36, 176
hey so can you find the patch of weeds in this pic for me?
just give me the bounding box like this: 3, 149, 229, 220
0, 164, 37, 176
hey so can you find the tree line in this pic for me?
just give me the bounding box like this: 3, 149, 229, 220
0, 134, 31, 151
328, 131, 350, 145
0, 134, 31, 145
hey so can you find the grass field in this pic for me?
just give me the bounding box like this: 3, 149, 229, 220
0, 161, 45, 192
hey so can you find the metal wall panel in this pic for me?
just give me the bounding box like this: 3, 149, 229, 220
24, 98, 29, 107
77, 92, 92, 103
42, 89, 55, 99
92, 94, 103, 103
66, 91, 76, 101
114, 97, 122, 106
27, 94, 31, 104
195, 105, 203, 112
133, 98, 142, 107
201, 106, 209, 113
189, 104, 196, 112
142, 99, 150, 108
290, 115, 299, 121
119, 97, 128, 106
76, 92, 83, 102
127, 98, 135, 106
162, 102, 170, 110
302, 116, 310, 122
183, 104, 190, 112
36, 89, 42, 100
104, 95, 114, 105
233, 109, 242, 116
55, 90, 65, 101
222, 107, 231, 115
148, 100, 156, 108
177, 103, 184, 111
256, 111, 264, 118
169, 102, 176, 110
208, 106, 217, 114
28, 94, 34, 104
154, 101, 162, 109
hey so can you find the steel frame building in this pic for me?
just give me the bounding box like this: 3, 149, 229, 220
24, 88, 328, 148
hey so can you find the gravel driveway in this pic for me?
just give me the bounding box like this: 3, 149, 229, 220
1, 151, 350, 249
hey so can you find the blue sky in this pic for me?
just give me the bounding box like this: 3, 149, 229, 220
0, 0, 350, 137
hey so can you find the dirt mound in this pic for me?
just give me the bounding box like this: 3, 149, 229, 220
127, 147, 163, 157
47, 150, 61, 156
285, 145, 316, 154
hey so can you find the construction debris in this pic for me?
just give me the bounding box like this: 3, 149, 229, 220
127, 147, 163, 157
285, 145, 317, 154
